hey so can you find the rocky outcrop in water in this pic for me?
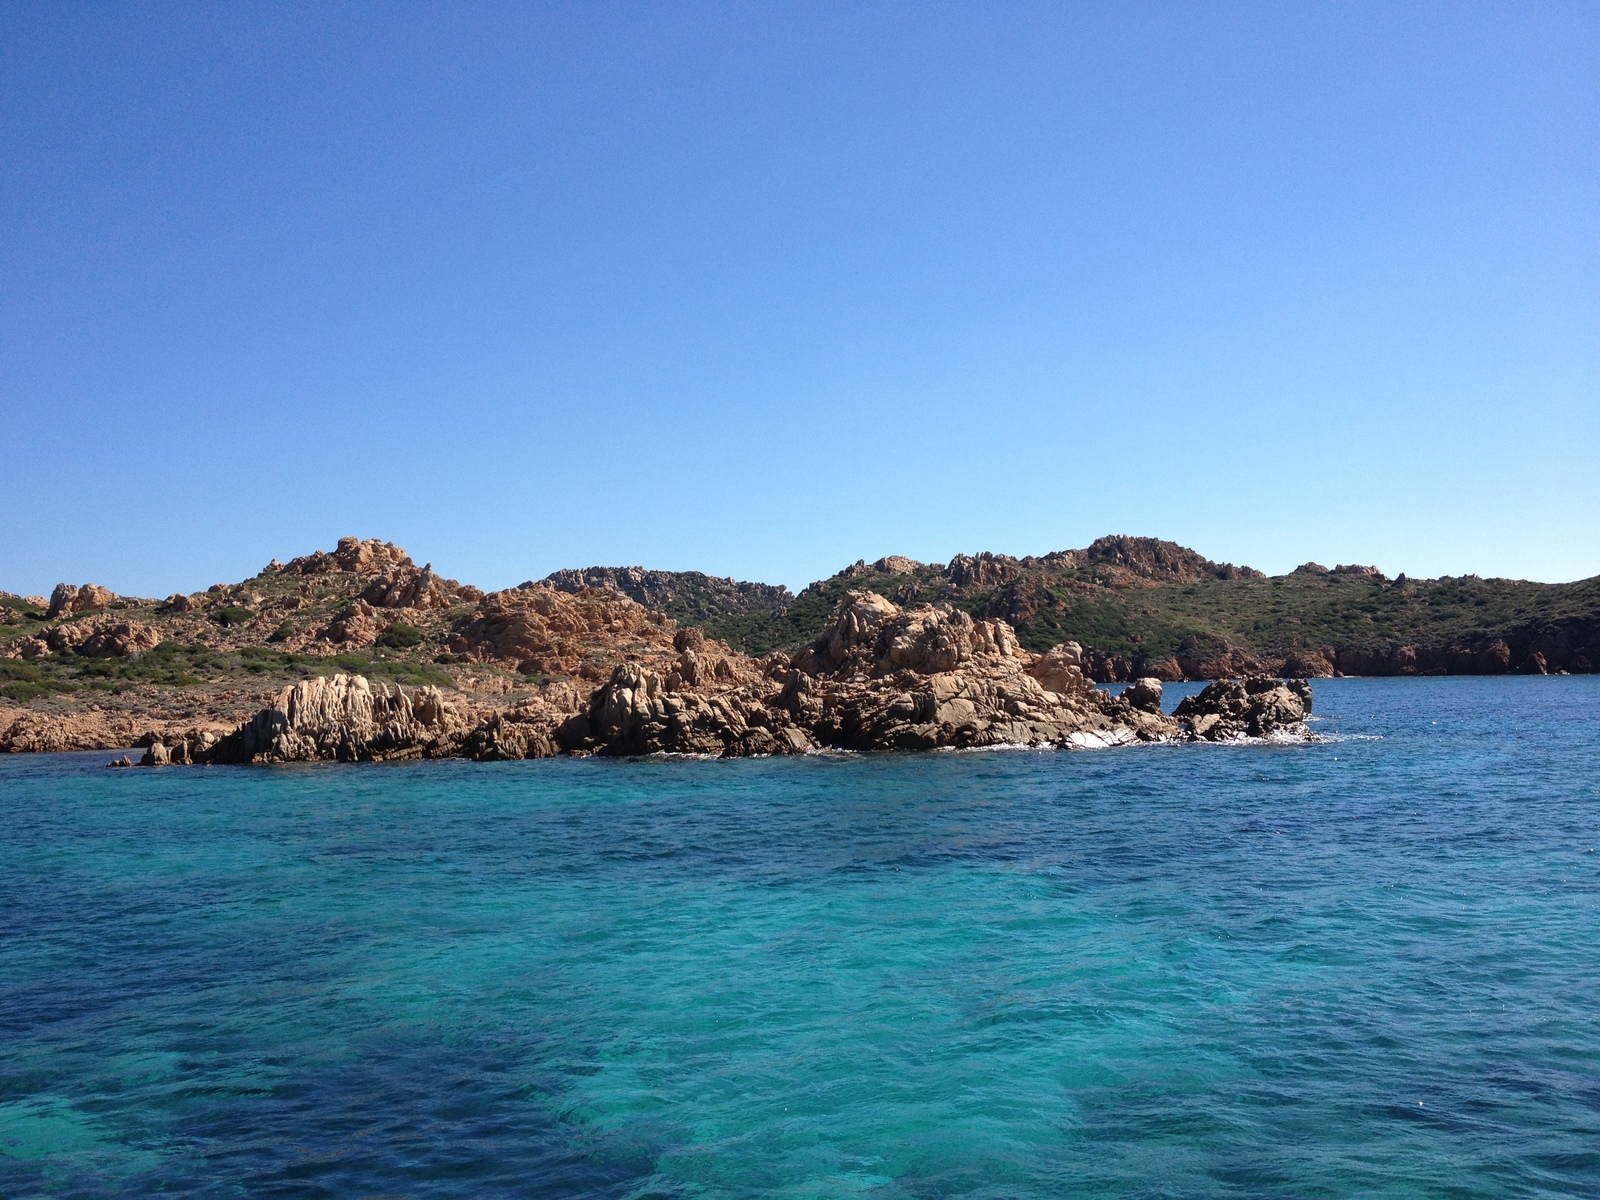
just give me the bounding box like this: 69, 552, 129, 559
127, 593, 1316, 766
542, 593, 1274, 758
1173, 677, 1313, 740
767, 592, 1165, 752
577, 658, 811, 757
1122, 677, 1164, 714
190, 674, 470, 764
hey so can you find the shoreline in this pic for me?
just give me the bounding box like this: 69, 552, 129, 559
6, 536, 1594, 759
6, 669, 1588, 761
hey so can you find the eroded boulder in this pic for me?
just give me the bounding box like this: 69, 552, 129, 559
47, 583, 115, 620
321, 600, 383, 647
40, 617, 161, 658
1122, 677, 1164, 714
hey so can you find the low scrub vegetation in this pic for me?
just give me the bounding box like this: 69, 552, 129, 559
0, 637, 454, 699
376, 622, 424, 648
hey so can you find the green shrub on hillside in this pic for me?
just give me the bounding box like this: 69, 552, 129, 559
210, 606, 255, 628
376, 622, 424, 648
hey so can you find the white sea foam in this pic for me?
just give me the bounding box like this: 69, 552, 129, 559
935, 741, 1052, 755
1064, 727, 1141, 750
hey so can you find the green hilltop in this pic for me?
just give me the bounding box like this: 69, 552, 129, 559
542, 536, 1600, 678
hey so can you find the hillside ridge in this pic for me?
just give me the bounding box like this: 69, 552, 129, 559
3, 533, 1597, 754
538, 535, 1599, 678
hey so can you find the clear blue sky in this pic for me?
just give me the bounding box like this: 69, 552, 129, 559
2, 2, 1596, 596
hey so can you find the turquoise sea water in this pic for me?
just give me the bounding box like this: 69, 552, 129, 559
2, 678, 1598, 1198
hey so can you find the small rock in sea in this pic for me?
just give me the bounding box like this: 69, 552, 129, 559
107, 755, 135, 768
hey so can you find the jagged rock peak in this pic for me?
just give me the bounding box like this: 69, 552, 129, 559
868, 537, 1263, 588
281, 537, 416, 578
1077, 536, 1264, 582
872, 556, 925, 574
448, 584, 680, 681
200, 673, 467, 764
47, 583, 116, 620
536, 566, 794, 611
791, 590, 1023, 679
271, 538, 480, 619
945, 552, 1023, 588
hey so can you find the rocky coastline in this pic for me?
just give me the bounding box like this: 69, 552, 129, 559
5, 533, 1591, 762
111, 590, 1314, 766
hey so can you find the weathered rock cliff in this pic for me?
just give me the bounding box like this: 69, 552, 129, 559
47, 583, 116, 620
130, 593, 1313, 766
172, 674, 471, 765
447, 584, 681, 680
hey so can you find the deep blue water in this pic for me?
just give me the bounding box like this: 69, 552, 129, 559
2, 677, 1598, 1199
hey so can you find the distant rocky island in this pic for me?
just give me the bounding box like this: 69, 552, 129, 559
2, 535, 1594, 760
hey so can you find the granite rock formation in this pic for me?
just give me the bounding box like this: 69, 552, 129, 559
188, 674, 469, 764
16, 529, 1588, 764
127, 592, 1316, 766
47, 583, 115, 620
447, 585, 681, 680
539, 566, 792, 629
1122, 677, 1164, 714
8, 617, 163, 660
321, 600, 384, 647
1173, 677, 1313, 740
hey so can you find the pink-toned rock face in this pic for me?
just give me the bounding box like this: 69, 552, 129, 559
879, 606, 1020, 675
75, 621, 162, 658
872, 555, 924, 575
197, 673, 471, 764
321, 600, 383, 647
46, 583, 115, 620
331, 537, 413, 576
360, 566, 460, 610
272, 538, 475, 610
791, 591, 1021, 680
944, 552, 1024, 589
1026, 643, 1091, 696
283, 537, 415, 578
791, 590, 900, 676
448, 585, 684, 680
40, 617, 161, 658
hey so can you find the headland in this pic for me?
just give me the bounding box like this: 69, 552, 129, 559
3, 535, 1593, 760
